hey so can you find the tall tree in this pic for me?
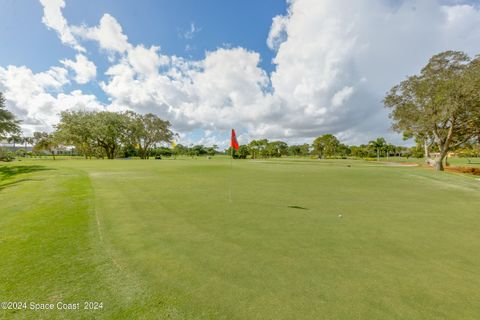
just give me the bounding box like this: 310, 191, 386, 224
92, 112, 128, 159
288, 144, 310, 157
312, 134, 340, 158
23, 136, 34, 151
299, 143, 310, 156
125, 112, 174, 159
248, 139, 269, 159
337, 143, 351, 158
288, 145, 302, 158
55, 111, 96, 158
368, 137, 387, 160
206, 145, 218, 156
350, 145, 369, 158
173, 144, 187, 157
7, 134, 23, 151
0, 92, 20, 139
385, 51, 480, 171
237, 145, 250, 159
33, 132, 58, 160
266, 141, 288, 157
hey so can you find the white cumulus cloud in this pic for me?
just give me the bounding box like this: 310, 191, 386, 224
61, 54, 97, 84
263, 0, 480, 144
72, 14, 131, 54
6, 0, 480, 146
0, 65, 103, 135
39, 0, 85, 52
267, 15, 289, 50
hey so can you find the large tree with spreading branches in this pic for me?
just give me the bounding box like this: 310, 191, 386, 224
384, 51, 480, 171
0, 92, 20, 139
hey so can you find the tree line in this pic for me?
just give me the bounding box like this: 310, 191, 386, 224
1, 51, 480, 169
228, 135, 416, 160
46, 110, 174, 159
0, 106, 175, 160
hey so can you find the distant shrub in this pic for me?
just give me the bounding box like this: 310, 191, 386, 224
0, 148, 15, 162
410, 147, 424, 158
456, 149, 479, 158
15, 148, 26, 157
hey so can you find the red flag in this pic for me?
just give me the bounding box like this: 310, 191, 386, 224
231, 129, 239, 151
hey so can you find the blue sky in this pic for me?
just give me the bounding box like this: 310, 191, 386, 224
1, 0, 480, 147
0, 0, 285, 72
0, 0, 285, 114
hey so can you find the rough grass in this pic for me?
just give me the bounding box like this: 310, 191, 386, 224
387, 156, 480, 169
1, 157, 480, 319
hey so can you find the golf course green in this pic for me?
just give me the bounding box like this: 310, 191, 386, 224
1, 157, 479, 319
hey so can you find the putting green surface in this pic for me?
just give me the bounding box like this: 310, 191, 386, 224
1, 157, 480, 319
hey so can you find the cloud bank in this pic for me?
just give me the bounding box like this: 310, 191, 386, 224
2, 0, 480, 147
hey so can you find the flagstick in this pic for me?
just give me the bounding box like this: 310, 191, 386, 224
229, 145, 233, 203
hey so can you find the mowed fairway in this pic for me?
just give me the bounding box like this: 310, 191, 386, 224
1, 157, 480, 319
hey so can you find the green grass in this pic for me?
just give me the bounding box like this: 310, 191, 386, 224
386, 156, 480, 168
1, 157, 480, 319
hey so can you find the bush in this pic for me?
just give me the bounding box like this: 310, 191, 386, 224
0, 148, 15, 162
456, 148, 479, 158
15, 148, 26, 157
152, 147, 173, 158
122, 145, 138, 158
410, 147, 424, 158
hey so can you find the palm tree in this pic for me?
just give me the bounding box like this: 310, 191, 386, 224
22, 136, 34, 156
385, 143, 396, 159
368, 137, 387, 161
7, 135, 23, 152
33, 132, 58, 160
23, 136, 31, 149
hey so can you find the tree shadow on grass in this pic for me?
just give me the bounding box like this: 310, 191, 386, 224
0, 165, 53, 192
0, 165, 53, 180
0, 178, 43, 191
